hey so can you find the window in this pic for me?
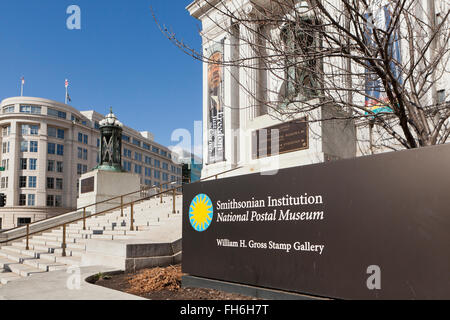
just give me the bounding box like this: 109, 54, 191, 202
78, 148, 88, 160
122, 135, 130, 142
57, 144, 64, 156
57, 161, 63, 173
123, 161, 131, 172
77, 164, 83, 175
46, 195, 54, 207
2, 126, 10, 137
123, 148, 132, 158
162, 162, 169, 170
20, 105, 41, 114
281, 18, 320, 101
57, 129, 65, 139
49, 127, 66, 139
161, 150, 167, 157
94, 121, 100, 129
17, 217, 31, 226
132, 138, 141, 147
143, 143, 150, 151
134, 152, 142, 162
30, 125, 39, 135
152, 146, 159, 153
71, 115, 80, 123
20, 141, 28, 152
134, 164, 142, 174
144, 179, 152, 186
1, 177, 9, 189
2, 142, 9, 153
145, 167, 151, 177
3, 106, 14, 114
154, 160, 160, 168
82, 165, 87, 173
48, 143, 56, 154
28, 176, 36, 188
30, 141, 38, 152
154, 170, 160, 179
48, 108, 66, 119
437, 89, 446, 104
19, 176, 27, 188
97, 138, 100, 148
56, 178, 63, 190
48, 127, 57, 137
162, 172, 169, 182
83, 134, 88, 144
145, 156, 151, 165
55, 195, 62, 207
29, 159, 37, 170
20, 158, 27, 170
28, 194, 35, 206
47, 177, 54, 189
1, 159, 9, 171
48, 160, 55, 172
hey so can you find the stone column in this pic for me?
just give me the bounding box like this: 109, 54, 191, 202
239, 16, 259, 121
36, 121, 48, 208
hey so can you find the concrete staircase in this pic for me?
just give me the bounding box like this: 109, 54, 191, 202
0, 195, 182, 285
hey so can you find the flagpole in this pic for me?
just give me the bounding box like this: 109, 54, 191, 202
65, 79, 68, 104
20, 77, 24, 97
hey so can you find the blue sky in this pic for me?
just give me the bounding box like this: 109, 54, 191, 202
0, 0, 202, 152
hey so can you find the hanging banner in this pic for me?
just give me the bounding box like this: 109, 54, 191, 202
364, 0, 402, 114
207, 41, 225, 163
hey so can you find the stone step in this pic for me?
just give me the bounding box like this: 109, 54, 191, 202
0, 250, 36, 263
90, 234, 113, 240
54, 248, 85, 257
39, 254, 81, 266
8, 263, 47, 277
0, 272, 22, 284
23, 259, 67, 272
1, 246, 23, 255
55, 255, 81, 266
0, 257, 17, 269
66, 242, 86, 250
33, 235, 59, 241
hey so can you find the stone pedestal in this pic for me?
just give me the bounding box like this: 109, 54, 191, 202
77, 169, 141, 214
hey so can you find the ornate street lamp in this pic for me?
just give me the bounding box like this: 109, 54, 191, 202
96, 107, 124, 172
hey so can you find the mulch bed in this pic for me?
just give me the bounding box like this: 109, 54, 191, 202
93, 264, 260, 300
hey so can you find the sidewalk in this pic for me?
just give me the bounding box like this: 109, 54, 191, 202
0, 266, 145, 300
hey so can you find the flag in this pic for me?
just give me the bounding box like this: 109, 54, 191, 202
65, 79, 69, 88
66, 92, 72, 102
21, 77, 25, 85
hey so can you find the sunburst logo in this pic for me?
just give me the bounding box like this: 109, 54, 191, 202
189, 194, 213, 232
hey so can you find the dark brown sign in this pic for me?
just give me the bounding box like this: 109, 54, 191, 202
252, 118, 308, 159
183, 144, 450, 299
80, 177, 95, 194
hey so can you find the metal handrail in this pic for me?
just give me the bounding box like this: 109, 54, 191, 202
1, 178, 179, 234
0, 166, 242, 253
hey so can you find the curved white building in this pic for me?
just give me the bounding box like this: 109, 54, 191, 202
0, 97, 182, 229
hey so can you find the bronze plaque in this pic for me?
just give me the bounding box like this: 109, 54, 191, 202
252, 118, 308, 159
81, 176, 95, 194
